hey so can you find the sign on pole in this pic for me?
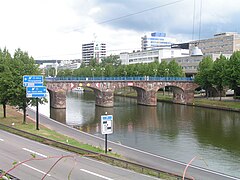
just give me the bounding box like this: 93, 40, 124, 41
101, 115, 113, 135
23, 75, 43, 87
26, 86, 47, 98
23, 75, 45, 131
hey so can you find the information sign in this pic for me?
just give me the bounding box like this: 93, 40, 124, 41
26, 86, 46, 98
101, 115, 113, 134
23, 75, 43, 87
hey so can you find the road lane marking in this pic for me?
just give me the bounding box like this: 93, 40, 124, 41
22, 163, 51, 176
0, 138, 4, 141
22, 148, 47, 158
80, 169, 113, 180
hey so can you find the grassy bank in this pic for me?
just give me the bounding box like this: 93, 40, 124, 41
115, 88, 240, 111
0, 106, 104, 153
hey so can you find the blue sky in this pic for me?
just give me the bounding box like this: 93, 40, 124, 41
0, 0, 239, 59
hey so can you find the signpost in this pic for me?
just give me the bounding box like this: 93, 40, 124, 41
101, 114, 113, 154
23, 75, 45, 130
23, 75, 43, 87
26, 86, 46, 98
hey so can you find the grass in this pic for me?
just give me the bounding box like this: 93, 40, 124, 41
0, 106, 104, 153
194, 98, 240, 109
115, 88, 240, 111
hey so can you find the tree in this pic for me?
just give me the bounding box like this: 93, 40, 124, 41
9, 49, 41, 124
101, 55, 121, 66
158, 61, 168, 76
167, 60, 184, 77
225, 51, 240, 98
195, 56, 214, 98
212, 55, 228, 100
0, 48, 14, 117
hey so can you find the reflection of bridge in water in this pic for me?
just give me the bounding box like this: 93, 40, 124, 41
46, 76, 199, 109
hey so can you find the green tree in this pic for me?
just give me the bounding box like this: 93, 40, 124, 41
195, 56, 214, 98
101, 55, 121, 66
212, 55, 228, 100
158, 61, 168, 76
0, 48, 14, 117
9, 49, 41, 124
225, 51, 240, 98
167, 60, 184, 77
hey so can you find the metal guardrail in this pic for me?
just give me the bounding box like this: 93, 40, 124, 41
45, 76, 194, 82
0, 123, 188, 180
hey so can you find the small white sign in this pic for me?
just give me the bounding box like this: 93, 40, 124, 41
101, 115, 113, 135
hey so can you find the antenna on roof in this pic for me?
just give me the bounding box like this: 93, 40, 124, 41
191, 0, 203, 56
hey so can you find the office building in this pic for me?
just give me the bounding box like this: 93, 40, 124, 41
190, 32, 240, 55
141, 32, 177, 51
82, 42, 106, 65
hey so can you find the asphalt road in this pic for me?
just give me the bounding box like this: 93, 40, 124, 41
0, 130, 157, 180
26, 108, 239, 180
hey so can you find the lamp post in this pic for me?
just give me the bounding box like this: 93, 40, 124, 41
91, 68, 96, 80
153, 69, 157, 79
164, 68, 169, 95
165, 68, 169, 79
124, 70, 127, 80
100, 67, 105, 80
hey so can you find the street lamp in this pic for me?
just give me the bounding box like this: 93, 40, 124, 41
91, 68, 96, 80
100, 67, 105, 80
124, 70, 127, 80
165, 68, 169, 79
153, 69, 157, 78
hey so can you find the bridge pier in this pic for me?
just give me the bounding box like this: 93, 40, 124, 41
95, 90, 114, 107
136, 89, 157, 106
49, 90, 66, 109
173, 89, 195, 104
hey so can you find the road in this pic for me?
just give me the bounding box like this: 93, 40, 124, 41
25, 108, 240, 180
0, 130, 157, 180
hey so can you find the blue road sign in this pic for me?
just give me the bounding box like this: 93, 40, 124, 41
26, 93, 46, 98
23, 82, 43, 87
23, 75, 43, 87
26, 86, 46, 94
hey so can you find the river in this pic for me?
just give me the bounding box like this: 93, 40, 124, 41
36, 91, 240, 178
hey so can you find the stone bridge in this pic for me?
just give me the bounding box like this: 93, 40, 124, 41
46, 79, 199, 109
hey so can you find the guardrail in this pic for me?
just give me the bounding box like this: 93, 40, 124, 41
45, 76, 194, 82
0, 123, 190, 180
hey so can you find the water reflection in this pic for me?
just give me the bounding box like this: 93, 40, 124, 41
50, 107, 66, 124
193, 108, 240, 154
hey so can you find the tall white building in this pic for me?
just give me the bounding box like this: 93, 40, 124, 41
141, 32, 177, 51
82, 42, 106, 65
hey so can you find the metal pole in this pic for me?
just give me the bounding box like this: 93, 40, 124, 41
105, 134, 107, 154
36, 97, 39, 130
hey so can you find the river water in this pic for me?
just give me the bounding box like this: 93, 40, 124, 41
37, 91, 240, 178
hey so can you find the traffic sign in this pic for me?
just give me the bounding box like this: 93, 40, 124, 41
26, 86, 46, 98
23, 75, 43, 87
26, 86, 46, 94
23, 82, 43, 87
26, 93, 46, 98
101, 115, 113, 134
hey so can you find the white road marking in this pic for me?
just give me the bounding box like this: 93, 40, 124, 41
22, 148, 47, 158
22, 163, 51, 176
0, 138, 4, 141
80, 169, 113, 180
